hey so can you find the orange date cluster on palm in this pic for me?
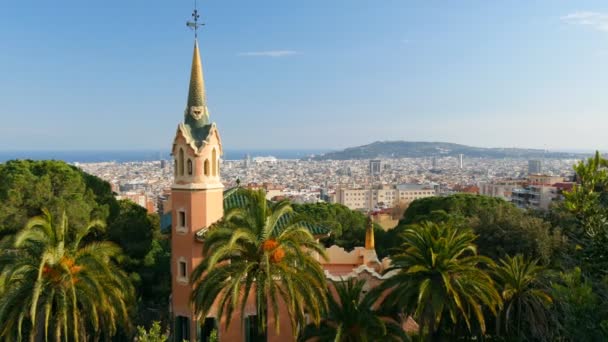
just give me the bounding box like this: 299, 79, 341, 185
262, 239, 279, 251
41, 257, 83, 284
271, 248, 285, 263
262, 239, 285, 263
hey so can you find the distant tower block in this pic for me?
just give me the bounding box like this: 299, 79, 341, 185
369, 159, 381, 176
459, 154, 464, 169
432, 156, 437, 170
243, 153, 251, 168
528, 159, 542, 175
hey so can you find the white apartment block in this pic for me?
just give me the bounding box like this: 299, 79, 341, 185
479, 180, 526, 201
333, 184, 437, 211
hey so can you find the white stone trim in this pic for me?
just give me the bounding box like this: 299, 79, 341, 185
324, 264, 394, 281
172, 183, 225, 191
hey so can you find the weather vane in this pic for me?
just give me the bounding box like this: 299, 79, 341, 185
186, 0, 204, 38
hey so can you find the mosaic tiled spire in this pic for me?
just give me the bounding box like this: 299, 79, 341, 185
185, 39, 209, 128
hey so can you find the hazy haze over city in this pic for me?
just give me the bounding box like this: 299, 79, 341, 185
1, 0, 607, 151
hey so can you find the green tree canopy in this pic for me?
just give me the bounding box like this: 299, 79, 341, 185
292, 202, 368, 251
559, 151, 608, 277
109, 200, 154, 260
0, 160, 106, 237
550, 267, 608, 341
382, 194, 563, 263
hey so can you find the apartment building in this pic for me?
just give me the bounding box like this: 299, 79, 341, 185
334, 183, 437, 211
479, 179, 527, 201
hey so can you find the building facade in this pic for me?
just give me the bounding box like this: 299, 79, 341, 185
510, 174, 567, 210
479, 179, 527, 201
333, 184, 436, 211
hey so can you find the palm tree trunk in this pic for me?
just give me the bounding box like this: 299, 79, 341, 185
517, 299, 522, 340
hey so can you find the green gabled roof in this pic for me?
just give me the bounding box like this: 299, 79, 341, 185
180, 122, 213, 148
195, 187, 330, 239
274, 212, 330, 236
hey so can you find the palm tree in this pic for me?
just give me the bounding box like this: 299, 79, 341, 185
300, 278, 409, 342
0, 209, 133, 341
377, 221, 501, 340
493, 254, 553, 340
191, 189, 328, 338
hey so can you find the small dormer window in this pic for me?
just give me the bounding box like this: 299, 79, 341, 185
190, 106, 205, 120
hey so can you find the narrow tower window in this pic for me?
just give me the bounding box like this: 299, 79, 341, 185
212, 149, 217, 176
187, 159, 193, 175
174, 159, 177, 177
204, 159, 210, 176
179, 211, 185, 226
179, 148, 185, 176
179, 261, 187, 278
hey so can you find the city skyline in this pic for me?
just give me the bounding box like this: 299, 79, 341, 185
2, 0, 608, 151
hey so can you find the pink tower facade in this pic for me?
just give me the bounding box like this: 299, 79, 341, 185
170, 39, 224, 341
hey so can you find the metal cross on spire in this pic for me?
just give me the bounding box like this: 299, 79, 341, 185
186, 0, 204, 38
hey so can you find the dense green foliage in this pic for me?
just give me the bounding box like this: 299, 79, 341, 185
559, 151, 608, 276
191, 190, 328, 338
376, 222, 501, 339
378, 194, 564, 263
0, 210, 133, 341
136, 321, 168, 342
0, 160, 105, 237
301, 278, 409, 342
0, 160, 171, 339
550, 267, 608, 340
293, 202, 368, 251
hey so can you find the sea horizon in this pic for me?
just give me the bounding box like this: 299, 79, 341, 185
0, 149, 331, 163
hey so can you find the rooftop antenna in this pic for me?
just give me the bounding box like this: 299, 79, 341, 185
186, 0, 204, 38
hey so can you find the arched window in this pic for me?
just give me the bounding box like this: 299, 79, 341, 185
187, 159, 193, 175
204, 159, 210, 176
174, 159, 177, 177
212, 149, 217, 176
179, 148, 185, 176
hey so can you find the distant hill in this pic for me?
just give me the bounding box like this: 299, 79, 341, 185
312, 141, 588, 160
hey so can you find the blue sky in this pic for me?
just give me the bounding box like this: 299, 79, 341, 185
1, 0, 608, 151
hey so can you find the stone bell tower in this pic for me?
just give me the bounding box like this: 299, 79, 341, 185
170, 34, 224, 341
